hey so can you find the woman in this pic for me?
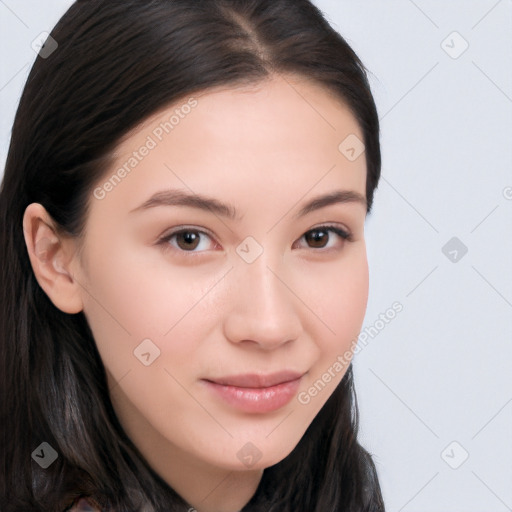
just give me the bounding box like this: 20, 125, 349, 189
0, 0, 384, 510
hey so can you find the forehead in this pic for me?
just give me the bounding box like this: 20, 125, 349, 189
115, 74, 363, 154
93, 74, 366, 217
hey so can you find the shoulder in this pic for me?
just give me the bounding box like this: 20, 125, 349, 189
65, 496, 103, 511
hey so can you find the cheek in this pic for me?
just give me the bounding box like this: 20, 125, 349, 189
308, 247, 369, 353
79, 240, 222, 379
294, 249, 368, 412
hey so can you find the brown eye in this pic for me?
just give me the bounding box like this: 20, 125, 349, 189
305, 229, 329, 248
298, 225, 351, 251
158, 228, 217, 254
175, 230, 201, 251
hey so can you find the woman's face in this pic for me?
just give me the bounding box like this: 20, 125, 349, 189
73, 75, 368, 475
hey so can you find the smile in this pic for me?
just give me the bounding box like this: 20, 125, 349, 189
202, 371, 304, 413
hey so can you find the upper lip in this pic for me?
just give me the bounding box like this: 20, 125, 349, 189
204, 371, 304, 388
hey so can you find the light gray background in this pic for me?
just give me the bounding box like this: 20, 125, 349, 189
1, 1, 511, 510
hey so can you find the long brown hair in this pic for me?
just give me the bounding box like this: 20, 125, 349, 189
0, 1, 384, 510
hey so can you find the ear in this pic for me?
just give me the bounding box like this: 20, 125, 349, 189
22, 203, 84, 314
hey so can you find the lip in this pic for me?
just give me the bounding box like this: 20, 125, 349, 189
206, 370, 304, 388
202, 371, 304, 413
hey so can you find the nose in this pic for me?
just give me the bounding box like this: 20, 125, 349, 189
222, 251, 302, 351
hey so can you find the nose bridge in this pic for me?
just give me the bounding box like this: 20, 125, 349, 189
224, 242, 301, 347
243, 248, 285, 308
240, 243, 290, 314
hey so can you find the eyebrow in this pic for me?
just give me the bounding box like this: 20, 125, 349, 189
129, 188, 367, 220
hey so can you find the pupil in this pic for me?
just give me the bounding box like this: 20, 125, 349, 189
178, 231, 199, 250
307, 230, 326, 248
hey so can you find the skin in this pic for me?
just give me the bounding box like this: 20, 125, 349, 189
23, 74, 369, 512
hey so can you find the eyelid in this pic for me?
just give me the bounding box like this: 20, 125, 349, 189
157, 224, 215, 240
310, 223, 352, 240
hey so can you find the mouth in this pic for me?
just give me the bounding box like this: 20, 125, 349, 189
201, 371, 305, 414
205, 370, 304, 388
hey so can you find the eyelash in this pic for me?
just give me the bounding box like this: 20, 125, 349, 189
156, 224, 353, 255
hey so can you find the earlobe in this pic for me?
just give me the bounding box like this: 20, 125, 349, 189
22, 203, 84, 314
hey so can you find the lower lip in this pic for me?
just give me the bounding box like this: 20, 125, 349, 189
202, 377, 302, 414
